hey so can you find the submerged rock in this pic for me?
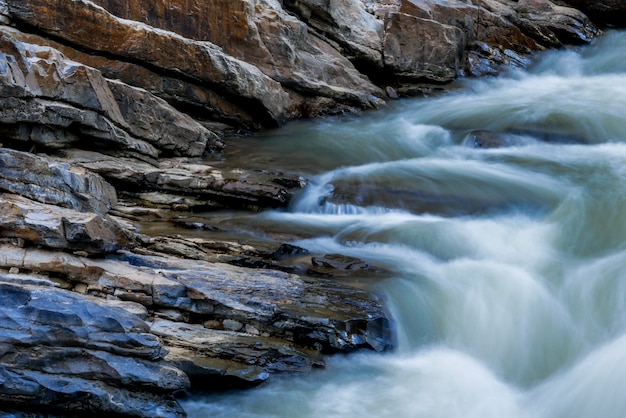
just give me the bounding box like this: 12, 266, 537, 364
467, 129, 589, 148
309, 253, 381, 277
467, 130, 536, 149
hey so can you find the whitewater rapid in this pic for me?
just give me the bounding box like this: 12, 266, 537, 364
182, 31, 626, 418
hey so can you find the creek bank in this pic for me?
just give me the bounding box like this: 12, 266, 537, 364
0, 144, 391, 416
0, 0, 617, 416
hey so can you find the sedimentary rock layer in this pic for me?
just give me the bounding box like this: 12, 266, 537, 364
2, 0, 599, 127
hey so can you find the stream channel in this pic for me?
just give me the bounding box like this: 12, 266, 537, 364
180, 31, 626, 417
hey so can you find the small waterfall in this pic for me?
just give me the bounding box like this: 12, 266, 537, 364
182, 31, 626, 417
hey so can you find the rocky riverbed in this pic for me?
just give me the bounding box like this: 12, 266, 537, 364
0, 0, 620, 416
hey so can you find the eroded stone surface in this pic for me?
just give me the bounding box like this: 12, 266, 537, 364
54, 149, 305, 209
0, 244, 392, 353
152, 319, 324, 388
0, 193, 132, 254
0, 148, 116, 215
6, 0, 293, 125
0, 0, 602, 127
0, 281, 188, 417
0, 29, 221, 157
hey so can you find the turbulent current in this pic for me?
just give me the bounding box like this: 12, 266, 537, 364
182, 31, 626, 417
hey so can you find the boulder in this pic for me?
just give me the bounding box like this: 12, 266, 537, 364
0, 148, 116, 215
0, 28, 221, 157
0, 281, 189, 417
0, 194, 132, 254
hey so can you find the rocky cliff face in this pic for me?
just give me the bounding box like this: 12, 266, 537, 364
0, 0, 613, 416
2, 0, 599, 129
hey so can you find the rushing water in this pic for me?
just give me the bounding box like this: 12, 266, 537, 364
182, 31, 626, 417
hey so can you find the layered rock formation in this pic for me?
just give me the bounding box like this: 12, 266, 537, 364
0, 145, 391, 416
2, 0, 599, 129
0, 281, 189, 417
0, 0, 616, 416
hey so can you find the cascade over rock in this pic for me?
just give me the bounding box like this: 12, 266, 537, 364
0, 0, 620, 415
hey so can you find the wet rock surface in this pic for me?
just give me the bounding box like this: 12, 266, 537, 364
0, 281, 188, 417
308, 253, 382, 277
0, 111, 337, 415
0, 135, 390, 415
467, 129, 589, 149
0, 239, 391, 415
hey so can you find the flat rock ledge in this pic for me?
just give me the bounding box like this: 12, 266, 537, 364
0, 146, 391, 417
0, 243, 391, 416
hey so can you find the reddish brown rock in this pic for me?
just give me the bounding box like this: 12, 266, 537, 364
2, 26, 265, 130
86, 0, 386, 109
0, 29, 221, 157
383, 12, 465, 82
1, 0, 600, 125
384, 0, 596, 79
6, 0, 294, 125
